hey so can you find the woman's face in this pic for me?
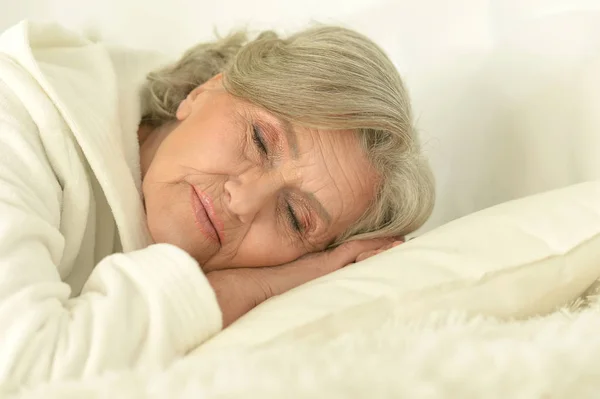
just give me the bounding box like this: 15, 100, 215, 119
140, 75, 378, 272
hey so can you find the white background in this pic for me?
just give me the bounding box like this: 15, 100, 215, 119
2, 0, 600, 232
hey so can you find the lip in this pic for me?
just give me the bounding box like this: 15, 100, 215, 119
190, 185, 223, 245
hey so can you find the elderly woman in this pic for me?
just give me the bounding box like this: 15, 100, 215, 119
0, 21, 433, 384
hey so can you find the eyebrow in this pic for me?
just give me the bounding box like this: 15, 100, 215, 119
275, 117, 299, 159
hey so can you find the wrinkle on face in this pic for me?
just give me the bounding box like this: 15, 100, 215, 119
140, 80, 378, 270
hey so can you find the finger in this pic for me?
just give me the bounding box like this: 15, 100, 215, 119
329, 238, 397, 266
355, 250, 374, 263
380, 240, 404, 251
355, 249, 384, 263
260, 239, 398, 297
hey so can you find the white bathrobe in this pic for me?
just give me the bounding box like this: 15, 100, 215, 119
0, 21, 221, 385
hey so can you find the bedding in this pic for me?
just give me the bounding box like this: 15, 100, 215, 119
3, 180, 600, 398
197, 180, 600, 352
9, 299, 600, 398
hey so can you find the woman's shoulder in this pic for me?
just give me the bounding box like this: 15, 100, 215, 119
0, 20, 154, 251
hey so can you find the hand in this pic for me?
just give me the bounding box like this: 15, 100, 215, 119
206, 237, 403, 327
355, 239, 403, 263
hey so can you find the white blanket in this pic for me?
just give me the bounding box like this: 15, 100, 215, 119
5, 296, 600, 399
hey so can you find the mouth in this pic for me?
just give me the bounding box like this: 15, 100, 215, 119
190, 185, 223, 245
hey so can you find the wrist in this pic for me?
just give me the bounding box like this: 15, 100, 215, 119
206, 268, 271, 327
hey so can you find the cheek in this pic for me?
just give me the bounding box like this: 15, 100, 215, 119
159, 123, 246, 175
196, 129, 243, 163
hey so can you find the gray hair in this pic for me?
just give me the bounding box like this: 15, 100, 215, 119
141, 25, 435, 245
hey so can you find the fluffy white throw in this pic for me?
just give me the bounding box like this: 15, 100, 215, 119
3, 294, 600, 399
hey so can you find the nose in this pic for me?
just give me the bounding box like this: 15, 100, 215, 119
224, 169, 285, 223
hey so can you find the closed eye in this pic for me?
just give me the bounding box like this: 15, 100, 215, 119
252, 125, 268, 155
286, 202, 302, 233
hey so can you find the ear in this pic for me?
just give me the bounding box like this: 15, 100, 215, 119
175, 73, 224, 121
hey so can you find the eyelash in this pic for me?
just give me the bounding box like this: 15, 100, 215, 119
286, 202, 302, 233
252, 124, 303, 233
252, 125, 268, 155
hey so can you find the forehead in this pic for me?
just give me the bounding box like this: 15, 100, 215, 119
224, 92, 376, 200
291, 125, 378, 239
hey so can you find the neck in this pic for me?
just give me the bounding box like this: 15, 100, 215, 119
138, 122, 176, 179
137, 123, 155, 147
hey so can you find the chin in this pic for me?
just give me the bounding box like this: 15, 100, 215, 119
146, 213, 216, 268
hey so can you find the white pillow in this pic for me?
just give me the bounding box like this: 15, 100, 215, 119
196, 180, 600, 353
